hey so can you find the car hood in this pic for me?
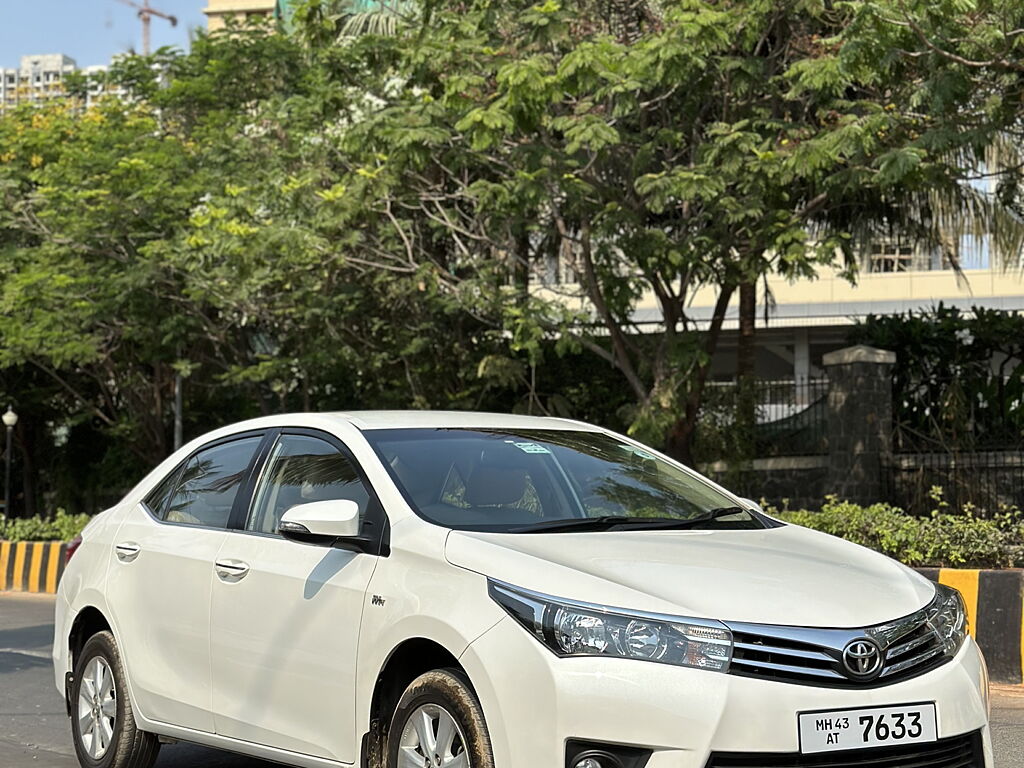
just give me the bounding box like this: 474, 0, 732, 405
445, 523, 935, 628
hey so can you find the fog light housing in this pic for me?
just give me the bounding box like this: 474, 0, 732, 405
566, 740, 651, 768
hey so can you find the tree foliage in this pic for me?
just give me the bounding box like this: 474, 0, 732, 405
2, 0, 1023, 513
0, 27, 509, 511
301, 0, 1024, 459
851, 304, 1024, 451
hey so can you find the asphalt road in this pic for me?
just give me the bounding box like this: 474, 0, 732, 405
1, 593, 1022, 767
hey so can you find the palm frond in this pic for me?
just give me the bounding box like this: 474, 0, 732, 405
821, 134, 1024, 280
338, 0, 416, 39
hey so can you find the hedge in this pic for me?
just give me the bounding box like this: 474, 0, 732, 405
0, 509, 92, 543
774, 495, 1024, 569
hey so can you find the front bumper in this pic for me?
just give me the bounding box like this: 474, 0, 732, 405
460, 616, 993, 768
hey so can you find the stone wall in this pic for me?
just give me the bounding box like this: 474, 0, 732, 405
701, 456, 828, 510
822, 345, 896, 505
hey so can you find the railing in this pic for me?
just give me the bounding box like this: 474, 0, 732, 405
883, 450, 1024, 514
694, 378, 829, 462
888, 375, 1024, 513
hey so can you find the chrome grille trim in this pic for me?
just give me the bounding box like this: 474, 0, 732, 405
731, 641, 833, 663
730, 657, 847, 680
880, 643, 946, 677
724, 597, 952, 687
885, 630, 936, 660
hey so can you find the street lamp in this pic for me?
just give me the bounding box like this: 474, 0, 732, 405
2, 406, 17, 519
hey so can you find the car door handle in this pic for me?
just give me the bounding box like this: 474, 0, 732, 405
214, 559, 250, 582
115, 542, 141, 563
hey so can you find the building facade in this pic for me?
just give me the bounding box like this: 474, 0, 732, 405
1, 54, 76, 113
535, 235, 1024, 383
202, 0, 278, 31
0, 55, 124, 115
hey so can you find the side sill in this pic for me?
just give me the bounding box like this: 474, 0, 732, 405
136, 720, 352, 768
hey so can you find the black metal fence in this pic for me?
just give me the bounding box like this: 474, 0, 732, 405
887, 379, 1024, 513
694, 378, 829, 462
882, 450, 1024, 514
693, 371, 1024, 513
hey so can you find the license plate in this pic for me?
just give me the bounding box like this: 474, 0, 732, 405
798, 703, 937, 754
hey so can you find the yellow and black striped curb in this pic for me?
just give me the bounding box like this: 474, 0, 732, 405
918, 568, 1024, 685
0, 541, 69, 595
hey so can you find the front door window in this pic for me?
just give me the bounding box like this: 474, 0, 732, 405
247, 435, 370, 535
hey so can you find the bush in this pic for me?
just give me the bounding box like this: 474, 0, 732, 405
0, 509, 92, 543
774, 495, 1024, 569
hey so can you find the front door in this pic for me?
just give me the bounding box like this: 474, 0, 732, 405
210, 431, 379, 762
106, 434, 263, 732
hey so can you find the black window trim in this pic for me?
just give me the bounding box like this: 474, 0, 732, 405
139, 429, 269, 532
225, 427, 391, 557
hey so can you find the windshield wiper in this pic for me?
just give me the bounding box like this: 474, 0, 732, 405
508, 516, 632, 533
607, 506, 748, 531
508, 507, 749, 534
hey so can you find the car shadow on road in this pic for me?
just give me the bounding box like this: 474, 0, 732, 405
0, 650, 52, 675
0, 623, 53, 652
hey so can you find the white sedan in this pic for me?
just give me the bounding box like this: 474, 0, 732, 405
53, 411, 992, 768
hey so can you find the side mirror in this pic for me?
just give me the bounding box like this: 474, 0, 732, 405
279, 500, 369, 551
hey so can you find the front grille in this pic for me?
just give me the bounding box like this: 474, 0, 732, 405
706, 730, 982, 768
726, 604, 949, 688
880, 619, 947, 680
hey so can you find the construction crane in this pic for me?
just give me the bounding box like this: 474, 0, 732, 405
115, 0, 178, 56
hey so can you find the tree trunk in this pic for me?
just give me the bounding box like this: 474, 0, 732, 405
664, 284, 737, 464
736, 279, 757, 467
513, 231, 530, 306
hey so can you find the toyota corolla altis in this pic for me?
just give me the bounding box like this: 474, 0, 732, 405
53, 412, 991, 768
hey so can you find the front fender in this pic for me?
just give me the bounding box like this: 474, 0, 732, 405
354, 521, 505, 741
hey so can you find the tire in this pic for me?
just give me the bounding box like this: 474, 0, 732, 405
71, 631, 160, 768
387, 669, 493, 768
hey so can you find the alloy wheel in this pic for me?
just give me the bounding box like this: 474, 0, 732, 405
77, 656, 117, 760
398, 703, 470, 768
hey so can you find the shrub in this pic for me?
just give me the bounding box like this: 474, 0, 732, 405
774, 495, 1024, 569
0, 509, 92, 543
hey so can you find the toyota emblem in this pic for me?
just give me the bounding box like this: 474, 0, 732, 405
842, 639, 883, 679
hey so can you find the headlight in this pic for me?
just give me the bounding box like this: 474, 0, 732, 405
488, 580, 733, 671
928, 582, 968, 656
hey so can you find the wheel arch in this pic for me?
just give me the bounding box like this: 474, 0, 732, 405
68, 605, 113, 674
363, 637, 475, 768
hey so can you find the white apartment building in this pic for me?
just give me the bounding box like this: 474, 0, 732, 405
203, 0, 278, 30
0, 54, 76, 112
0, 54, 124, 115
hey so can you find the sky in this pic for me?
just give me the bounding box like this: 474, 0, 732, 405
0, 0, 209, 70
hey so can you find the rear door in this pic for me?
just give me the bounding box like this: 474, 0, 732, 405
209, 429, 383, 762
106, 433, 265, 732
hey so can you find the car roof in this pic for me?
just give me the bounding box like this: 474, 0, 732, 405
333, 410, 601, 432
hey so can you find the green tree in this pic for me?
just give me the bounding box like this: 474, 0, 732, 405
4, 0, 1024, 515
0, 29, 509, 510
308, 0, 1024, 461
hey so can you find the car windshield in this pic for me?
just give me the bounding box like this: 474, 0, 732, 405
365, 428, 765, 532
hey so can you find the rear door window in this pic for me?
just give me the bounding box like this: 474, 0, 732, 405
161, 437, 262, 528
143, 468, 180, 518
